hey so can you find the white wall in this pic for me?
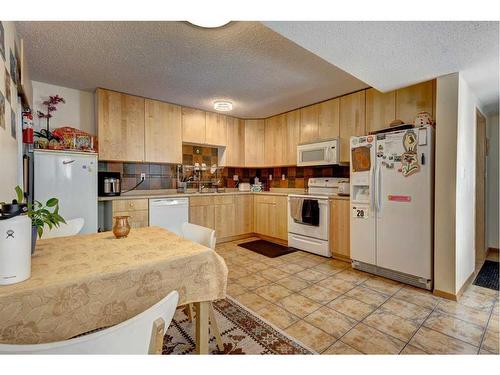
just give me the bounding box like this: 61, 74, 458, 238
434, 73, 459, 295
435, 72, 489, 296
455, 74, 485, 290
0, 21, 21, 202
486, 114, 499, 249
31, 81, 95, 135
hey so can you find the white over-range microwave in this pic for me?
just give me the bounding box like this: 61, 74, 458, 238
297, 139, 339, 166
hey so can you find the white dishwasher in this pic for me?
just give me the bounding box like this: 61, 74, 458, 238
149, 198, 189, 236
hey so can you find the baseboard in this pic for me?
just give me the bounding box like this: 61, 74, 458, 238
218, 233, 288, 247
434, 271, 476, 301
433, 289, 458, 301
331, 252, 351, 263
254, 234, 288, 246
217, 233, 255, 244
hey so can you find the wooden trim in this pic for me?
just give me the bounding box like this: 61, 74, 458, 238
331, 253, 351, 263
255, 234, 288, 246
433, 271, 476, 301
218, 233, 289, 246
433, 289, 458, 301
217, 233, 255, 244
457, 271, 476, 299
487, 247, 499, 253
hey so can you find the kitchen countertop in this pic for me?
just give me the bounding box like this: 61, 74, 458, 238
98, 189, 350, 201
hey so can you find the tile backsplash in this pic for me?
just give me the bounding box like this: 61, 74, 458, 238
100, 144, 349, 192
182, 145, 218, 167
221, 165, 349, 189
99, 161, 178, 191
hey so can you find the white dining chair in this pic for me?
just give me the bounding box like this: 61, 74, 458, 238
0, 290, 178, 354
180, 222, 223, 351
42, 218, 85, 239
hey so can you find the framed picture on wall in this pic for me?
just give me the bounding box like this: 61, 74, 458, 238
0, 22, 5, 61
10, 108, 16, 139
4, 68, 11, 104
0, 90, 5, 129
10, 47, 18, 86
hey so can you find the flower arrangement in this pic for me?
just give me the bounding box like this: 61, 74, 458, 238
35, 95, 65, 141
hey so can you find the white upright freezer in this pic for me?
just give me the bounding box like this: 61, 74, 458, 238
350, 126, 434, 289
34, 150, 98, 234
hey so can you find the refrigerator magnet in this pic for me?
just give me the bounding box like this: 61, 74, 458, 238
418, 127, 428, 146
401, 152, 420, 177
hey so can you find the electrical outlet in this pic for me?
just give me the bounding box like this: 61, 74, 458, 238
233, 175, 239, 181
269, 174, 272, 180
140, 173, 146, 181
282, 174, 286, 180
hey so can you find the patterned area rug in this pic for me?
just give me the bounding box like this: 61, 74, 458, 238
163, 297, 315, 354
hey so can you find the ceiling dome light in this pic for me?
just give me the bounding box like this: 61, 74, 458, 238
213, 100, 233, 112
188, 20, 231, 28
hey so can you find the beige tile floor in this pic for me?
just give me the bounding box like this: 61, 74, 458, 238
216, 238, 500, 355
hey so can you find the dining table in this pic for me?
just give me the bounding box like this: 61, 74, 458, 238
0, 226, 228, 354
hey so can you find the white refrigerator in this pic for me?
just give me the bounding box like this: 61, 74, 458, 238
350, 125, 434, 290
34, 150, 98, 234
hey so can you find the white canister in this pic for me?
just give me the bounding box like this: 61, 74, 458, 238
0, 203, 32, 285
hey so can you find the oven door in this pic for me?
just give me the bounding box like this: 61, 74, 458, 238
288, 197, 330, 240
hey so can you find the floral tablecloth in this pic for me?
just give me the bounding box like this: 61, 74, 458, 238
0, 227, 227, 344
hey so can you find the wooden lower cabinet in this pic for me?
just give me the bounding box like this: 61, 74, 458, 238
189, 196, 215, 230
112, 199, 149, 229
214, 196, 235, 238
234, 195, 254, 235
189, 194, 254, 240
253, 195, 287, 241
329, 199, 350, 259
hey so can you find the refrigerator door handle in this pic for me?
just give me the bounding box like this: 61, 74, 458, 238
63, 160, 75, 165
374, 163, 379, 212
377, 162, 383, 215
370, 166, 376, 211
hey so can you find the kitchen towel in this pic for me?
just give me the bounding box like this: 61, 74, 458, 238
301, 199, 320, 226
289, 197, 304, 223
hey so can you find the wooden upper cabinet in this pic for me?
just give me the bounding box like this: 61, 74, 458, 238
97, 88, 145, 162
318, 98, 340, 140
145, 99, 182, 164
225, 117, 245, 166
205, 112, 227, 146
244, 119, 266, 167
339, 91, 366, 163
366, 88, 396, 134
265, 114, 286, 166
182, 107, 206, 144
299, 104, 319, 143
396, 80, 434, 124
285, 110, 300, 165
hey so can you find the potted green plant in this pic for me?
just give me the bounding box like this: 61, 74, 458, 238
11, 186, 66, 253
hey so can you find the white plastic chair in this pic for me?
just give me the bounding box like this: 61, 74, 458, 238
0, 290, 178, 354
180, 222, 223, 351
181, 222, 216, 250
42, 218, 85, 239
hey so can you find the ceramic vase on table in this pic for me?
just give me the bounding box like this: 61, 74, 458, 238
113, 216, 131, 239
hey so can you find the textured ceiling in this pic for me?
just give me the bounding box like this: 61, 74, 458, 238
16, 21, 368, 118
265, 21, 500, 115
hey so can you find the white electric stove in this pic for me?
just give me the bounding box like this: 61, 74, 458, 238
288, 178, 349, 257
